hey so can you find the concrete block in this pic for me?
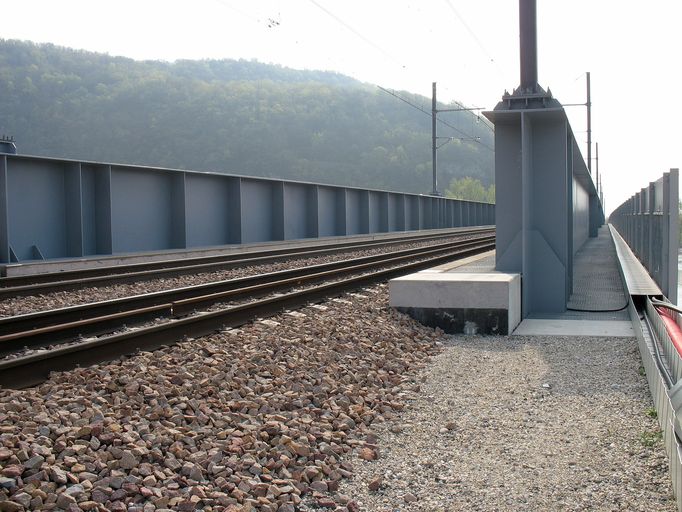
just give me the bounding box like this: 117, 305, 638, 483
389, 272, 521, 335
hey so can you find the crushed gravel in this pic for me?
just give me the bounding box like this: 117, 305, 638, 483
0, 285, 674, 511
340, 334, 676, 511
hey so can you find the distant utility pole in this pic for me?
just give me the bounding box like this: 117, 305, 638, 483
431, 82, 483, 196
432, 82, 438, 195
595, 142, 599, 194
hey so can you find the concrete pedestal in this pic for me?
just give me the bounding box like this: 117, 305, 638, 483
389, 271, 521, 335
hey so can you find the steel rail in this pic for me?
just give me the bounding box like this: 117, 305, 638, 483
0, 235, 494, 352
0, 238, 494, 388
0, 227, 493, 286
0, 227, 493, 298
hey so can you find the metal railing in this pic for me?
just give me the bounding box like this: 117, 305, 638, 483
646, 299, 682, 384
642, 298, 682, 512
609, 169, 679, 304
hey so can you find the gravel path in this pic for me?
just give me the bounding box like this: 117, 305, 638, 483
0, 234, 478, 318
340, 335, 675, 511
0, 285, 674, 511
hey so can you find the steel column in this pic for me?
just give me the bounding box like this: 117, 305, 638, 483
519, 0, 538, 91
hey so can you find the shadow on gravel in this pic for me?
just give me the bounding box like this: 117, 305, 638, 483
440, 333, 644, 398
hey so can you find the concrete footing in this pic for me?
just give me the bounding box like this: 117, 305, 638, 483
389, 267, 521, 335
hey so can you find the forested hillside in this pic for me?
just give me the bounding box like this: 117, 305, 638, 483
0, 39, 493, 194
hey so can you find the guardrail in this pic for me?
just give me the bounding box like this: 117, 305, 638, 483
609, 169, 679, 304
642, 299, 682, 512
646, 299, 682, 384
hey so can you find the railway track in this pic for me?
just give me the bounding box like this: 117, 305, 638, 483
0, 232, 494, 388
0, 227, 493, 298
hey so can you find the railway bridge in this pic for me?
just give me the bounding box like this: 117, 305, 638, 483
0, 0, 680, 511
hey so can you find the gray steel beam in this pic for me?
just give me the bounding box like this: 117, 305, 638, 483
337, 189, 348, 236
379, 192, 389, 232
454, 200, 462, 227
273, 181, 285, 241
398, 194, 406, 231
360, 190, 370, 234
483, 0, 602, 317
486, 106, 586, 315
170, 173, 187, 249
95, 165, 113, 255
308, 185, 320, 239
0, 154, 494, 263
408, 195, 419, 230
669, 169, 679, 304
65, 163, 84, 257
227, 177, 242, 244
0, 156, 8, 264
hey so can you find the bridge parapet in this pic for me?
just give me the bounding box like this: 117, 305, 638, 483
0, 153, 495, 264
609, 169, 679, 303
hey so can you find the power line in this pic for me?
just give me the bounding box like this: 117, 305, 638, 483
378, 86, 431, 117
442, 0, 498, 70
211, 0, 260, 24
308, 0, 497, 136
377, 86, 493, 152
307, 0, 403, 68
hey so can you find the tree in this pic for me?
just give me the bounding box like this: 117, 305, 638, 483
444, 177, 495, 203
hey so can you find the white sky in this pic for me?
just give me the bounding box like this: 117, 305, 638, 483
4, 0, 681, 214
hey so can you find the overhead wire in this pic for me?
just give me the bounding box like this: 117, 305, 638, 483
442, 0, 502, 78
216, 1, 496, 149
307, 0, 493, 126
307, 0, 404, 68
211, 0, 262, 25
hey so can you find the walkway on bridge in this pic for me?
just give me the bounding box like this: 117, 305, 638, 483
419, 226, 635, 337
515, 227, 634, 337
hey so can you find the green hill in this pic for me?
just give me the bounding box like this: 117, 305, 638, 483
0, 39, 493, 193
